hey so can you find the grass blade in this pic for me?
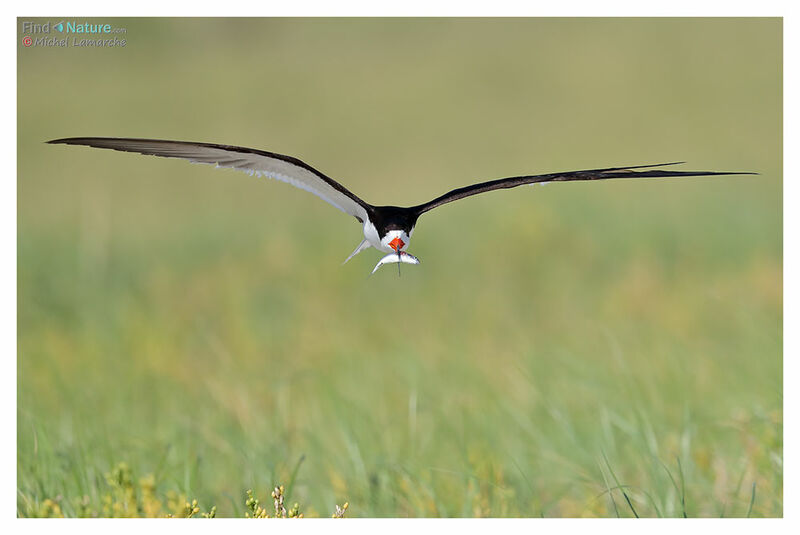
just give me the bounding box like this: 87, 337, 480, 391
747, 482, 756, 518
285, 454, 306, 503
676, 457, 687, 518
601, 450, 639, 518
597, 457, 620, 518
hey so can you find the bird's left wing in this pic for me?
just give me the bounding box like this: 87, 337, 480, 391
410, 162, 756, 216
47, 137, 372, 223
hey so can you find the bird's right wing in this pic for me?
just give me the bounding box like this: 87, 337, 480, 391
47, 137, 372, 223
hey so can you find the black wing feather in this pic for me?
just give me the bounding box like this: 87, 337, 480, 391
411, 162, 756, 216
47, 137, 373, 221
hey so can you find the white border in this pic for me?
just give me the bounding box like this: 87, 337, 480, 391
7, 2, 792, 534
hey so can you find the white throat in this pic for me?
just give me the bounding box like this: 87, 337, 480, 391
363, 222, 411, 254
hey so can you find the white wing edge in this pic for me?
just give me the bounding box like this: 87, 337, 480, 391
201, 157, 369, 222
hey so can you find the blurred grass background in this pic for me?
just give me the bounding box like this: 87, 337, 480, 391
17, 18, 781, 517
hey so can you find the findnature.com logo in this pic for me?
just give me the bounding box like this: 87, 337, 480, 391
21, 20, 127, 48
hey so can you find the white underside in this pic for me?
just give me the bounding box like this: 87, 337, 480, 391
363, 220, 382, 249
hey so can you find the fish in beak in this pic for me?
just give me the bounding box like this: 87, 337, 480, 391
370, 251, 420, 275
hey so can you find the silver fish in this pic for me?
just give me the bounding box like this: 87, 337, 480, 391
371, 251, 421, 275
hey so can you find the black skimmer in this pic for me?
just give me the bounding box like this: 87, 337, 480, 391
47, 137, 754, 275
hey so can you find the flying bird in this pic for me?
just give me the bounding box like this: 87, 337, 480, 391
47, 137, 754, 275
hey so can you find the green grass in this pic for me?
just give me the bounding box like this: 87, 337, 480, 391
17, 18, 781, 517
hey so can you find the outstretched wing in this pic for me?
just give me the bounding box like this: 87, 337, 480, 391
47, 137, 372, 223
411, 162, 756, 216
